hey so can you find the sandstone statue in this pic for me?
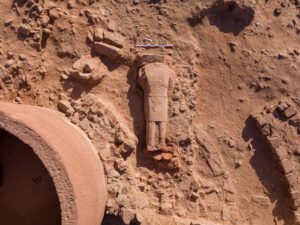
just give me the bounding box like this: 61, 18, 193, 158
138, 62, 175, 151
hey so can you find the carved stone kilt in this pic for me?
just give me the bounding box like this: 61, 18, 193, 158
145, 96, 168, 122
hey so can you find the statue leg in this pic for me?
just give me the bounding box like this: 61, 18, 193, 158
146, 121, 156, 151
158, 121, 167, 146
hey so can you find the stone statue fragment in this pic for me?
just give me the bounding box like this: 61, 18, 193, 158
138, 62, 175, 151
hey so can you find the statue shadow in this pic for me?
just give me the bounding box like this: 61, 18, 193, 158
242, 116, 294, 225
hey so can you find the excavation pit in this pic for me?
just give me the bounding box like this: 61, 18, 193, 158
0, 102, 106, 225
0, 130, 61, 225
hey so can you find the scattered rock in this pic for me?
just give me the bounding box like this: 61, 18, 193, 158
234, 160, 242, 169
277, 100, 290, 112
115, 128, 125, 145
67, 0, 76, 9
4, 59, 15, 68
115, 158, 127, 172
135, 212, 144, 223
19, 54, 27, 61
122, 139, 136, 153
227, 139, 235, 148
160, 202, 173, 215
57, 100, 72, 113
85, 9, 102, 25
79, 118, 91, 131
15, 96, 23, 103
18, 24, 30, 39
289, 117, 300, 127
4, 17, 14, 26
292, 97, 300, 107
0, 67, 11, 82
274, 8, 282, 16
179, 100, 188, 113
133, 0, 139, 5
277, 53, 287, 59
42, 28, 51, 35
190, 178, 201, 192
283, 106, 297, 119
229, 42, 236, 52
38, 66, 47, 76
223, 172, 230, 179
99, 144, 114, 162
189, 192, 199, 202
120, 208, 135, 225
107, 21, 116, 32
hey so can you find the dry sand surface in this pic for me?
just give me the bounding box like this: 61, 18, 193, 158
0, 0, 299, 224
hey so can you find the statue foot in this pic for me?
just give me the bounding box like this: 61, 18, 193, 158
147, 145, 157, 152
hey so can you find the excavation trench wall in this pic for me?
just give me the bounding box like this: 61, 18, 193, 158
0, 102, 106, 225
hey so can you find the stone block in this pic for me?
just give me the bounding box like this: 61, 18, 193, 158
225, 192, 235, 203
283, 106, 297, 119
194, 128, 218, 153
286, 173, 297, 187
207, 152, 226, 176
57, 100, 72, 113
190, 179, 202, 192
136, 54, 164, 67
251, 113, 266, 127
291, 191, 300, 200
103, 31, 124, 48
94, 27, 104, 41
223, 180, 235, 194
267, 137, 281, 149
295, 214, 300, 225
121, 208, 135, 225
261, 123, 272, 136
274, 146, 288, 160
207, 203, 221, 213
252, 195, 269, 204
123, 139, 136, 153
281, 159, 294, 174
79, 118, 91, 131
277, 100, 290, 112
289, 117, 300, 127
93, 42, 122, 58
189, 192, 199, 202
160, 202, 173, 215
